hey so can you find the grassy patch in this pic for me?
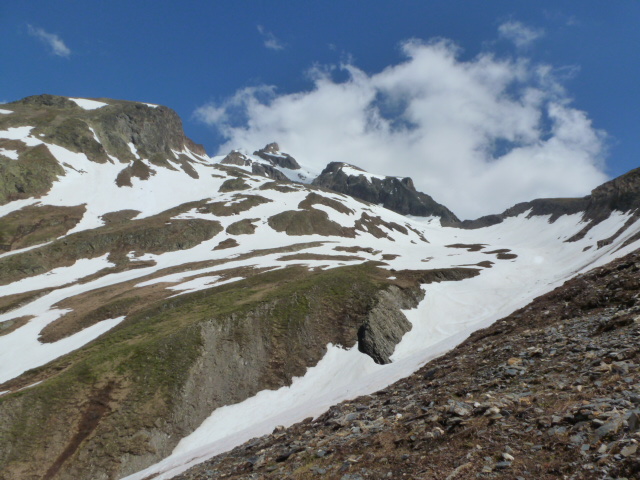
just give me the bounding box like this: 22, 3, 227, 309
226, 218, 258, 235
268, 210, 356, 237
299, 192, 354, 215
0, 263, 393, 477
0, 204, 223, 285
0, 204, 86, 251
219, 178, 250, 192
198, 194, 272, 216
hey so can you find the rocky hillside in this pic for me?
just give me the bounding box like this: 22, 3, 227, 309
170, 247, 640, 480
0, 94, 206, 205
1, 95, 640, 480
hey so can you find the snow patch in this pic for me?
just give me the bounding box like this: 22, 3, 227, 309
0, 126, 34, 139
0, 315, 125, 384
0, 254, 114, 297
69, 98, 108, 110
0, 148, 19, 160
0, 109, 13, 114
89, 127, 101, 143
341, 165, 390, 182
127, 142, 141, 159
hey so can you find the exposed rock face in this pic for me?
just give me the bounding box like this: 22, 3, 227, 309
220, 150, 251, 167
312, 162, 460, 225
357, 286, 415, 364
220, 147, 293, 181
253, 142, 301, 170
11, 94, 206, 160
461, 197, 589, 229
251, 162, 290, 181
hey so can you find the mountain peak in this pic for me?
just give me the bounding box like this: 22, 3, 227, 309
312, 161, 460, 225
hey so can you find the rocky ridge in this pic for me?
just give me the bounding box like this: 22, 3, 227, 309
312, 162, 460, 226
462, 167, 640, 244
172, 248, 640, 480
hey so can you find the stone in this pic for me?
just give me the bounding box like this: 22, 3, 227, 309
621, 444, 638, 457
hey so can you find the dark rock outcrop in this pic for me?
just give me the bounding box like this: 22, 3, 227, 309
357, 286, 414, 364
220, 150, 251, 167
251, 163, 290, 181
220, 148, 291, 181
461, 197, 589, 229
312, 162, 460, 226
253, 142, 301, 170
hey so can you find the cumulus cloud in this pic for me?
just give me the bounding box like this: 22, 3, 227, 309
27, 25, 71, 57
195, 38, 607, 219
257, 25, 284, 51
498, 20, 544, 48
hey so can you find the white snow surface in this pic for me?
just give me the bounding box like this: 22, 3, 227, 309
69, 98, 108, 110
0, 148, 18, 160
0, 125, 35, 139
0, 108, 13, 114
340, 164, 390, 182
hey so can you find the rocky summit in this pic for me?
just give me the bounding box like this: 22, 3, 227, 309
1, 95, 640, 480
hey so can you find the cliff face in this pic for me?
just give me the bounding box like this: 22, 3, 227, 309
312, 162, 460, 226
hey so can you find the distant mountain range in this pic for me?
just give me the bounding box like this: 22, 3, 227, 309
1, 95, 639, 480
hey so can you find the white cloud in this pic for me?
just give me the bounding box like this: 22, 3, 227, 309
498, 20, 544, 48
195, 38, 608, 219
257, 25, 284, 51
28, 25, 71, 57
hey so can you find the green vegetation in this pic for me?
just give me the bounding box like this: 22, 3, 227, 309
0, 204, 86, 251
115, 159, 154, 187
0, 144, 65, 205
226, 218, 258, 235
0, 262, 395, 479
299, 192, 354, 215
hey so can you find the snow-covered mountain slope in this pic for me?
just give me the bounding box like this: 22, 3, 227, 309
1, 95, 640, 480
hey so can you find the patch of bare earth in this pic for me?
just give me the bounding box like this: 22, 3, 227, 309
445, 243, 487, 252
0, 316, 33, 336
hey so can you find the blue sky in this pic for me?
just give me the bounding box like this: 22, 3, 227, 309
2, 1, 639, 217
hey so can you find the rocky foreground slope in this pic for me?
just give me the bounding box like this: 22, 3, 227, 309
171, 248, 640, 480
